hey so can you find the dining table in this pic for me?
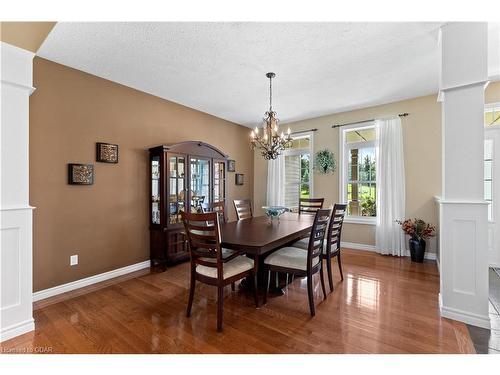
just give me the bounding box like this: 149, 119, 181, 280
220, 212, 315, 293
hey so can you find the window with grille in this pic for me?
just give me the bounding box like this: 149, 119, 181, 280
340, 124, 377, 219
283, 134, 312, 209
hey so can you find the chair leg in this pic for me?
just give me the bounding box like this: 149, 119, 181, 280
307, 273, 315, 317
186, 268, 196, 317
337, 252, 344, 281
275, 272, 279, 288
231, 282, 235, 291
217, 285, 224, 332
326, 255, 334, 293
263, 269, 270, 305
253, 272, 259, 308
319, 265, 327, 300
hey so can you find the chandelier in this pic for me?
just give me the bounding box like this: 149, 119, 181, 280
250, 72, 292, 160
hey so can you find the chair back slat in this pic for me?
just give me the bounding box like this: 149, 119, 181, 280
233, 199, 253, 220
205, 200, 226, 223
306, 208, 331, 269
299, 198, 325, 214
326, 204, 347, 253
181, 211, 223, 270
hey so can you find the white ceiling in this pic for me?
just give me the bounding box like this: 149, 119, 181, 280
37, 22, 498, 127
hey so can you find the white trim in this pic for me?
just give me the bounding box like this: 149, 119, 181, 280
33, 260, 151, 302
404, 249, 437, 260
341, 241, 376, 252
0, 319, 34, 343
343, 216, 376, 225
436, 256, 441, 273
0, 205, 36, 211
0, 79, 36, 95
341, 241, 437, 260
440, 301, 491, 329
439, 79, 489, 93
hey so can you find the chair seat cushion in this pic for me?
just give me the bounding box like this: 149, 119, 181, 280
264, 247, 320, 271
292, 239, 339, 254
196, 255, 254, 279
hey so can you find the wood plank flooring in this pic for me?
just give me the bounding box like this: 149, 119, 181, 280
0, 249, 475, 354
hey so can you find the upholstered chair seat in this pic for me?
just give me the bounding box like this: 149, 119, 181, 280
196, 255, 254, 279
264, 247, 320, 271
292, 238, 338, 254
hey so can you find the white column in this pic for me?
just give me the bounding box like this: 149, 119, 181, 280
438, 23, 490, 328
0, 42, 35, 341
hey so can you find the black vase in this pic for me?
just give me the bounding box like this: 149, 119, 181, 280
409, 238, 426, 263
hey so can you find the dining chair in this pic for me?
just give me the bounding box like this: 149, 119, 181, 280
181, 211, 259, 332
294, 197, 325, 246
262, 208, 331, 316
298, 197, 325, 214
233, 199, 253, 220
205, 200, 226, 223
321, 204, 347, 292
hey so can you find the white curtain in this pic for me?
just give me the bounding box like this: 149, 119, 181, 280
267, 156, 285, 206
375, 117, 406, 256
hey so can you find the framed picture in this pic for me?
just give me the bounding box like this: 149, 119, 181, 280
227, 159, 236, 172
235, 173, 244, 186
96, 142, 119, 163
68, 164, 94, 185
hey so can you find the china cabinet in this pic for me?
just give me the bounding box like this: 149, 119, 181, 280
149, 141, 227, 266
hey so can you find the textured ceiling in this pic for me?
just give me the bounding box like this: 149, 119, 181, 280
37, 22, 495, 127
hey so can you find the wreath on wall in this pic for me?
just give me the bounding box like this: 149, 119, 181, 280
314, 149, 336, 174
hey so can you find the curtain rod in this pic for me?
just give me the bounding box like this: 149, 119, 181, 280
291, 128, 318, 135
331, 113, 409, 129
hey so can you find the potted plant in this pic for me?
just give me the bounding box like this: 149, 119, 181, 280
396, 218, 436, 263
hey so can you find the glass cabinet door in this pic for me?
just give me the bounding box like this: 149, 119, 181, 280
213, 160, 226, 202
168, 155, 186, 224
190, 157, 210, 213
151, 156, 161, 224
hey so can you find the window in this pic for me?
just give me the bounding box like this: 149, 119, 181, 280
340, 124, 377, 221
283, 134, 313, 209
485, 103, 500, 127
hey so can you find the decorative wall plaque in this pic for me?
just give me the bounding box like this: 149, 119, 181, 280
235, 173, 244, 186
96, 142, 119, 163
68, 164, 94, 185
228, 159, 236, 172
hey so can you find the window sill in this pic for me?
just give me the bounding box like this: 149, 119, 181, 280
344, 216, 377, 225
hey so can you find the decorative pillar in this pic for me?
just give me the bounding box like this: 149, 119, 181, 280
437, 23, 490, 328
0, 42, 35, 341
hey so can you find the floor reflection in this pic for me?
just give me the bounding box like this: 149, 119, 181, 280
346, 275, 380, 311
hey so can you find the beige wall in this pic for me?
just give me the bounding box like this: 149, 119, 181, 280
0, 22, 56, 52
30, 57, 254, 291
255, 81, 500, 249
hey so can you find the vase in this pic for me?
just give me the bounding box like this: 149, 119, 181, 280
409, 237, 426, 263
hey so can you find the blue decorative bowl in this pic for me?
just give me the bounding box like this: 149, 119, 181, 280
262, 206, 290, 222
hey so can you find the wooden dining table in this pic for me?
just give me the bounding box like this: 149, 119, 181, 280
220, 212, 315, 292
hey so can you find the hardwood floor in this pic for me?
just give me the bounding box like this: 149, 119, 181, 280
0, 249, 475, 354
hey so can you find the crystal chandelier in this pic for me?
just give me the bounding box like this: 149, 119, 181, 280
250, 72, 292, 160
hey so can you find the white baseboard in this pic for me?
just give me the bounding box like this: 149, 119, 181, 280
0, 318, 35, 342
340, 241, 376, 252
341, 241, 437, 260
33, 260, 151, 302
439, 296, 491, 329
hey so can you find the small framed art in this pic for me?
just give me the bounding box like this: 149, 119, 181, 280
235, 173, 244, 186
96, 142, 119, 163
68, 164, 94, 185
228, 159, 236, 172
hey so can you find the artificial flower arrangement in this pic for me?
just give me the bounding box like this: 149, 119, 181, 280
396, 218, 436, 240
